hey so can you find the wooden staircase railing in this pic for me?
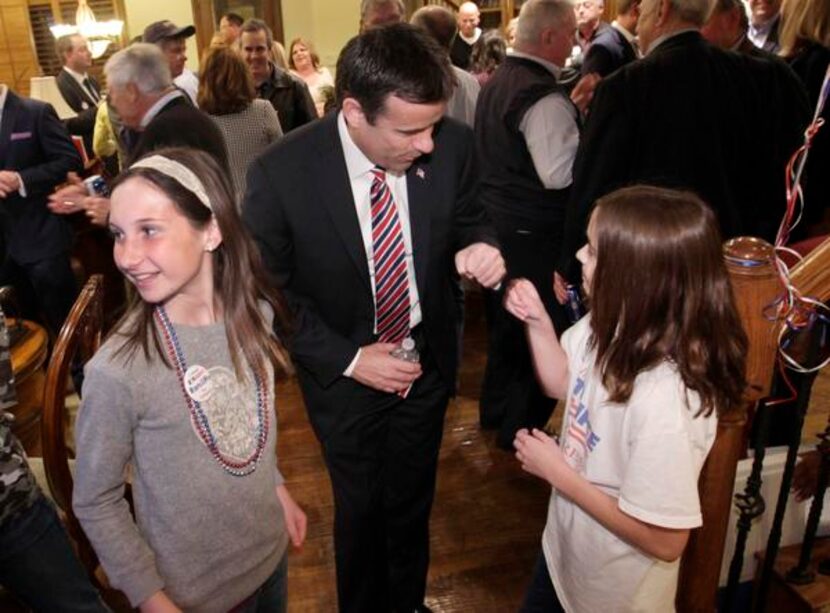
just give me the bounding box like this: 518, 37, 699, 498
677, 235, 830, 611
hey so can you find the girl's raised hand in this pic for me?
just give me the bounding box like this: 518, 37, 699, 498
276, 485, 308, 548
504, 279, 549, 327
514, 428, 573, 491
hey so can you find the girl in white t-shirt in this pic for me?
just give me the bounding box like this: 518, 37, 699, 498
506, 186, 748, 612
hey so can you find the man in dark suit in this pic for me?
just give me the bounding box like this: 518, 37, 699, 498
55, 34, 100, 157
556, 0, 810, 286
243, 24, 504, 613
0, 86, 82, 335
568, 0, 610, 70
581, 0, 640, 77
747, 0, 781, 53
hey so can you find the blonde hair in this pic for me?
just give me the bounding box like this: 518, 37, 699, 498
778, 0, 830, 57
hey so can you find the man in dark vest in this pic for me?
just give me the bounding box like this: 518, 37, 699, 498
475, 0, 580, 449
450, 2, 482, 70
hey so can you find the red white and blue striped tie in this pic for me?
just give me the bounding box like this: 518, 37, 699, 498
370, 167, 410, 343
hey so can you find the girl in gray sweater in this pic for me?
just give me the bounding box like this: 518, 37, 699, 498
73, 147, 305, 612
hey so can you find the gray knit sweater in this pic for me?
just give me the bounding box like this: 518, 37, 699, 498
73, 317, 288, 611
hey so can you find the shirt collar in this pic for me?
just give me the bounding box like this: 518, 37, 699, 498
646, 28, 699, 56
0, 84, 8, 114
749, 14, 778, 39
508, 50, 563, 77
63, 65, 89, 85
611, 20, 636, 44
139, 89, 184, 130
338, 111, 377, 182
458, 28, 481, 45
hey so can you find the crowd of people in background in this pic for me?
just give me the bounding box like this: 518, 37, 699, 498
0, 0, 828, 611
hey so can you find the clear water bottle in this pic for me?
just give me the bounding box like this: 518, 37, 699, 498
565, 286, 585, 324
390, 337, 419, 363
390, 337, 419, 398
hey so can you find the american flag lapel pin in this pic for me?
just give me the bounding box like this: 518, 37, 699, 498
416, 167, 426, 180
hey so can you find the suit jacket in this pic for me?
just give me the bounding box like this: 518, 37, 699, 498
57, 68, 99, 155
56, 68, 99, 113
558, 31, 810, 279
581, 25, 637, 77
129, 95, 229, 173
243, 113, 496, 438
787, 41, 830, 236
0, 91, 82, 264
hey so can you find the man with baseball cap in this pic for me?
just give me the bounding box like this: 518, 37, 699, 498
143, 20, 198, 104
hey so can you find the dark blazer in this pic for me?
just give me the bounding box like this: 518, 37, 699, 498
0, 91, 82, 264
56, 68, 99, 113
787, 41, 829, 236
57, 68, 99, 155
581, 25, 637, 77
129, 95, 229, 173
558, 31, 810, 279
243, 113, 495, 438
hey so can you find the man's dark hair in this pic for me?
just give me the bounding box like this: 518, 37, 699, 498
222, 12, 244, 27
335, 23, 455, 123
240, 18, 274, 47
410, 6, 457, 51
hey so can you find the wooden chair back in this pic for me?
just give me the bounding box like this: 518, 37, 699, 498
40, 274, 105, 574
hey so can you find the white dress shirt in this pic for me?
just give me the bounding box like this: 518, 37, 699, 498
139, 89, 185, 130
511, 51, 580, 190
337, 112, 422, 375
63, 66, 99, 105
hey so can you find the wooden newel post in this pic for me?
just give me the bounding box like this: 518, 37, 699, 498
677, 237, 781, 611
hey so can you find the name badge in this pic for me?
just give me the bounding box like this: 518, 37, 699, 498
184, 365, 213, 403
10, 132, 31, 141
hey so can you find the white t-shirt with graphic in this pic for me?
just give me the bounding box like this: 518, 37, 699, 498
543, 316, 717, 612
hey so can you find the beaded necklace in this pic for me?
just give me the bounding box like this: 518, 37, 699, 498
154, 305, 269, 477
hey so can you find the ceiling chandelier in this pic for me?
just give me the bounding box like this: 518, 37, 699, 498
49, 0, 123, 59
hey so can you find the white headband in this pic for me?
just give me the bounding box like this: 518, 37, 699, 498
130, 155, 213, 211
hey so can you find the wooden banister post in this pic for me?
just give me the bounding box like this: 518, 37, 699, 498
677, 237, 781, 612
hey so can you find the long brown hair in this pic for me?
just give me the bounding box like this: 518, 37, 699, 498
197, 46, 256, 115
587, 185, 747, 417
109, 147, 292, 379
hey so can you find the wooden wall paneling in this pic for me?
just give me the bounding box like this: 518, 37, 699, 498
190, 0, 283, 64
603, 0, 616, 22
190, 0, 215, 63
0, 0, 41, 95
